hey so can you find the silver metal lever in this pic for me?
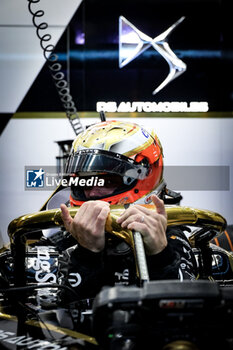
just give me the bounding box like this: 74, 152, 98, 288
132, 230, 150, 285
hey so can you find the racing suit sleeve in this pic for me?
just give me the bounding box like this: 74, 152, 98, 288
147, 226, 197, 281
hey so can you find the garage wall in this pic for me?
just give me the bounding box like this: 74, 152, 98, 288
0, 0, 82, 114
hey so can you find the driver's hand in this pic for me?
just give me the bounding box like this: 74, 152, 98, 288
116, 195, 167, 255
60, 201, 110, 252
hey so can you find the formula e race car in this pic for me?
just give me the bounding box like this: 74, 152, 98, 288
0, 194, 233, 350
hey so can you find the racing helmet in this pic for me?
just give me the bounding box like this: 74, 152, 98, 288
65, 120, 164, 206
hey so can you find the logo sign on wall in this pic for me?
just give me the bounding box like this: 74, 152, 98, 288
96, 16, 209, 113
119, 16, 187, 95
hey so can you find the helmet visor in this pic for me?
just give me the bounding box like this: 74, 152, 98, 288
66, 149, 149, 181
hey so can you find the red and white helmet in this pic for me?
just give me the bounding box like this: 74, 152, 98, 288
65, 120, 164, 206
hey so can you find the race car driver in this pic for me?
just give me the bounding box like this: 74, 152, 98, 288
59, 120, 197, 302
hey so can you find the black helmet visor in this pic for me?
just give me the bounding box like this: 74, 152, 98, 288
65, 149, 149, 181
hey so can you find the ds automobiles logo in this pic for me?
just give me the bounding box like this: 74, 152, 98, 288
119, 16, 186, 95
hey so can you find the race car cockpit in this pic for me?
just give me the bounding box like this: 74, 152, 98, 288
0, 191, 233, 350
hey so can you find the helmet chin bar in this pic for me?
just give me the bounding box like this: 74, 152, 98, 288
134, 180, 183, 206
134, 180, 166, 204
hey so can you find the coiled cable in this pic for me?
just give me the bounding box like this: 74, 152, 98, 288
27, 0, 84, 135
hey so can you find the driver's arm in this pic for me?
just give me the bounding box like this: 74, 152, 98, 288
116, 195, 197, 281
60, 196, 197, 301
